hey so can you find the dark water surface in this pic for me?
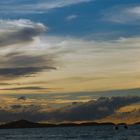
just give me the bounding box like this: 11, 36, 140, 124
0, 125, 140, 140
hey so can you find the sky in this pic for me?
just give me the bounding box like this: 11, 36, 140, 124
0, 0, 140, 123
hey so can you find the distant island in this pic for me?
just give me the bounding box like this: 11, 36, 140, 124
0, 120, 134, 129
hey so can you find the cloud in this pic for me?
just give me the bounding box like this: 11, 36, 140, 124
0, 96, 139, 123
0, 31, 139, 90
44, 96, 140, 122
127, 6, 140, 15
0, 19, 46, 47
17, 96, 27, 101
0, 0, 92, 15
0, 66, 55, 78
66, 15, 78, 21
0, 86, 49, 91
98, 103, 140, 124
0, 83, 11, 86
0, 19, 59, 79
0, 52, 56, 79
47, 76, 104, 84
0, 19, 140, 92
4, 53, 54, 68
104, 6, 140, 24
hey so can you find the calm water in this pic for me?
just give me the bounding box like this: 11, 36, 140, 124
0, 125, 140, 140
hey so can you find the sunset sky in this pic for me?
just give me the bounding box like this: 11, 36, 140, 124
0, 0, 140, 124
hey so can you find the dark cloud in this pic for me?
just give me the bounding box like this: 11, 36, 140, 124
17, 96, 27, 101
43, 96, 140, 122
0, 83, 11, 85
0, 96, 140, 123
0, 20, 57, 79
10, 104, 42, 112
0, 66, 56, 78
0, 21, 46, 47
0, 104, 43, 122
11, 105, 23, 109
0, 51, 56, 78
4, 52, 56, 69
5, 53, 51, 67
1, 86, 49, 91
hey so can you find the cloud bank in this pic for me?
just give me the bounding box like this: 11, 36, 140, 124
0, 96, 140, 123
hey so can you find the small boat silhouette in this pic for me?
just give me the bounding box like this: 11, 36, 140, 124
114, 124, 128, 130
114, 125, 119, 130
124, 125, 128, 129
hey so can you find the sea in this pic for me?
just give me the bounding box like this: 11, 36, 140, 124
0, 125, 140, 140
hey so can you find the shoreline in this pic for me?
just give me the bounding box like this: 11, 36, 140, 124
0, 120, 138, 129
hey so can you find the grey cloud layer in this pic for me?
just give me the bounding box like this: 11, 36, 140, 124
0, 52, 56, 78
1, 86, 50, 91
0, 67, 54, 77
0, 96, 140, 122
5, 53, 54, 67
0, 53, 56, 77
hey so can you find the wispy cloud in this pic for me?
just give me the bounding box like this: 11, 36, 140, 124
66, 15, 78, 21
104, 5, 140, 24
0, 0, 92, 15
0, 86, 49, 91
